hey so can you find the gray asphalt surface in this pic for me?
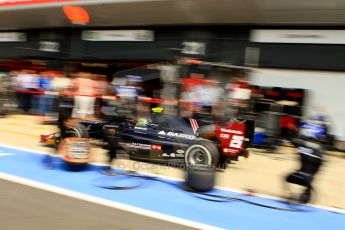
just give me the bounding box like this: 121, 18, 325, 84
0, 179, 197, 230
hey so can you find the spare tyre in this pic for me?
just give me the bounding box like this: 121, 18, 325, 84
186, 164, 216, 192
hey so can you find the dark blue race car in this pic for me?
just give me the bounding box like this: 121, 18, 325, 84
42, 110, 254, 168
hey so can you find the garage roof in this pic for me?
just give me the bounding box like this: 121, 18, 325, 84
1, 0, 345, 30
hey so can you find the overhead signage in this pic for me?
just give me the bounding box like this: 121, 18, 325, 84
251, 30, 345, 45
82, 30, 155, 42
39, 41, 60, 52
0, 32, 26, 42
0, 0, 75, 7
182, 41, 206, 55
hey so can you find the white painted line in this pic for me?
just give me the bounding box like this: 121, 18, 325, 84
0, 143, 184, 182
0, 143, 48, 155
1, 142, 344, 214
0, 172, 224, 230
215, 186, 345, 214
0, 153, 14, 157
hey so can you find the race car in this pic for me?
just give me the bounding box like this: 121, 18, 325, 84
41, 110, 254, 168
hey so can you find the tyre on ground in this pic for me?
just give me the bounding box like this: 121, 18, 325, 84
185, 140, 219, 192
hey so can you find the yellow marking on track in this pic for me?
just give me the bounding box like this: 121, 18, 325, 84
327, 151, 345, 158
7, 115, 43, 121
0, 129, 38, 138
2, 121, 55, 132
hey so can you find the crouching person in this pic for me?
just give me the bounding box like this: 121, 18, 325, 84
285, 117, 327, 203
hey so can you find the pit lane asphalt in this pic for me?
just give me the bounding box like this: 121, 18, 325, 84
0, 179, 196, 230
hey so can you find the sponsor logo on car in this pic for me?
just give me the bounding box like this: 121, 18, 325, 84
158, 131, 166, 135
167, 132, 196, 139
220, 128, 243, 135
152, 144, 162, 150
134, 126, 147, 131
162, 153, 184, 158
158, 131, 196, 139
121, 142, 152, 150
223, 148, 237, 153
220, 133, 230, 139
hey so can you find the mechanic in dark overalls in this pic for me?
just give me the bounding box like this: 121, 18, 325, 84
42, 93, 74, 168
285, 117, 328, 203
102, 108, 161, 174
102, 126, 119, 174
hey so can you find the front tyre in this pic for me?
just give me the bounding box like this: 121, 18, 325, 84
60, 123, 90, 170
66, 123, 89, 138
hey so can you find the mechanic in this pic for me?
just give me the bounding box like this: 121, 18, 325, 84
43, 92, 74, 168
102, 118, 151, 174
285, 116, 328, 203
102, 115, 139, 174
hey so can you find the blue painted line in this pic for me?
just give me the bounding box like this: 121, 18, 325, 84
0, 145, 344, 230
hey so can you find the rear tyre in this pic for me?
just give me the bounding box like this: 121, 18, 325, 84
185, 140, 219, 166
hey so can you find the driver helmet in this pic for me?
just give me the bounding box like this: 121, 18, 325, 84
136, 117, 149, 127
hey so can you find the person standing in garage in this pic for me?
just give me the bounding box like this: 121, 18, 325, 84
72, 72, 96, 119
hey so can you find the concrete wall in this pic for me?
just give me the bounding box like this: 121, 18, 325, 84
250, 68, 345, 140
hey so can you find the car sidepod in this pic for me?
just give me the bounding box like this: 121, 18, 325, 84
119, 126, 196, 163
